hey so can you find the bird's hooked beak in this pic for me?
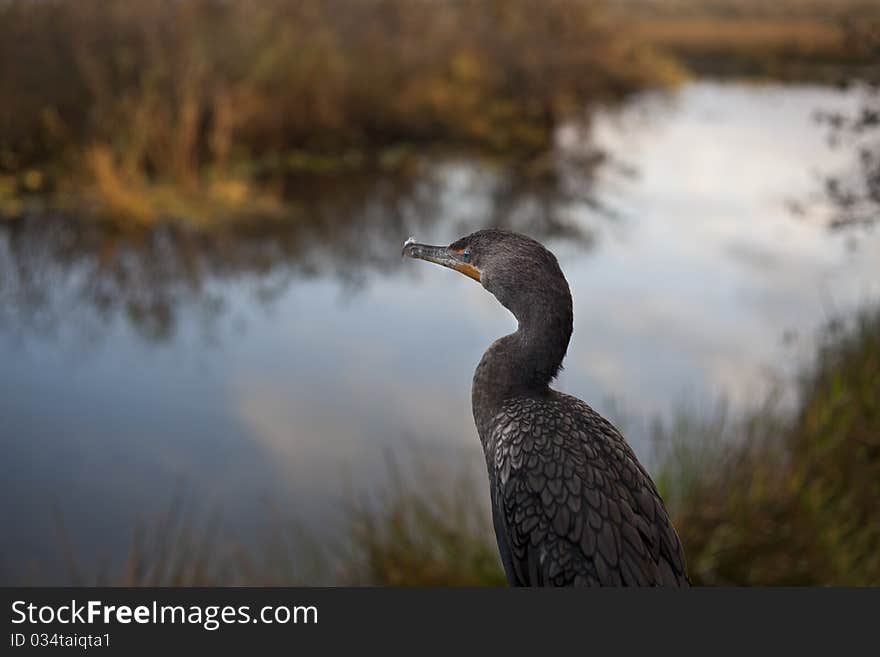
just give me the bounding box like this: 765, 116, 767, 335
401, 237, 481, 282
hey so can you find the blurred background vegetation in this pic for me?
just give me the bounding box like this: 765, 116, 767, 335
0, 0, 678, 224
657, 308, 880, 586
1, 0, 876, 225
617, 0, 880, 80
1, 0, 878, 586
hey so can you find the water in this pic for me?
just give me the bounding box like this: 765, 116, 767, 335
1, 82, 878, 583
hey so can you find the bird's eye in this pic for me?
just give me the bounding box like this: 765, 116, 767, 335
462, 250, 472, 262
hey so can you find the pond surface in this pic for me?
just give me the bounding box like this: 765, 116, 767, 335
1, 82, 878, 583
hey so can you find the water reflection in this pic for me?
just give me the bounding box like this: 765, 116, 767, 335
816, 83, 879, 231
2, 82, 879, 584
0, 149, 605, 344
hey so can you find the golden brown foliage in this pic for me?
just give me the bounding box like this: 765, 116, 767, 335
0, 0, 675, 222
661, 309, 880, 585
618, 0, 880, 79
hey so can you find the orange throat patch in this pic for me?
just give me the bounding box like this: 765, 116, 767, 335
452, 262, 481, 282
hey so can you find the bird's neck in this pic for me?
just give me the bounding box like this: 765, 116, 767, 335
472, 301, 573, 438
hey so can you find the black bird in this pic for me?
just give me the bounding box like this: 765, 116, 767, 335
402, 229, 689, 586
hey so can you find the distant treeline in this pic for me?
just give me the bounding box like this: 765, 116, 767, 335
616, 0, 880, 79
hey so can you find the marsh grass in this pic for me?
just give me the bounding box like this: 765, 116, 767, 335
658, 308, 880, 585
52, 493, 232, 586
341, 455, 506, 586
0, 0, 679, 225
2, 0, 874, 225
45, 456, 505, 587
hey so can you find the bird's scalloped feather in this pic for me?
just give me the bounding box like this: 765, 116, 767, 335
483, 391, 690, 587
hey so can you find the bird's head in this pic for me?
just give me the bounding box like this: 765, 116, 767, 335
402, 229, 571, 325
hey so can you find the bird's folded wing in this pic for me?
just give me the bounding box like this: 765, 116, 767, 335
488, 396, 689, 587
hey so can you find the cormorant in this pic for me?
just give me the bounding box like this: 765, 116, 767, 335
402, 229, 689, 586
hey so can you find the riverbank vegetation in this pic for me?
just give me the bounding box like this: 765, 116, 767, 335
3, 0, 876, 225
616, 0, 880, 81
659, 307, 880, 585
0, 0, 677, 225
